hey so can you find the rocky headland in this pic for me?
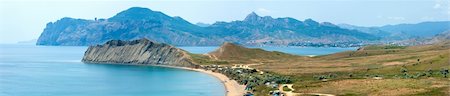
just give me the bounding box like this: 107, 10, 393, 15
82, 38, 251, 96
82, 38, 196, 67
81, 38, 297, 96
80, 38, 450, 96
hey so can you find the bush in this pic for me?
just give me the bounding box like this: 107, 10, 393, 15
348, 73, 353, 78
282, 86, 292, 91
427, 69, 433, 77
401, 67, 408, 73
440, 68, 449, 78
314, 75, 329, 80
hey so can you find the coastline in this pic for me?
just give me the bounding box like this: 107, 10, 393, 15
84, 63, 247, 96
160, 65, 246, 96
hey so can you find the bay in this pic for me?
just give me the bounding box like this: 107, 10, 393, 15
0, 45, 224, 96
0, 44, 356, 96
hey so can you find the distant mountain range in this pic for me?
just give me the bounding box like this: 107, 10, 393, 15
36, 7, 449, 46
338, 21, 450, 41
195, 22, 211, 27
206, 12, 379, 46
37, 7, 212, 46
389, 30, 450, 46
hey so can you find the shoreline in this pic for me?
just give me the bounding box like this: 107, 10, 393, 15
82, 62, 247, 96
159, 65, 246, 96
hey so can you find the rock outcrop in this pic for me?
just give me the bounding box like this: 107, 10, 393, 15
82, 38, 196, 67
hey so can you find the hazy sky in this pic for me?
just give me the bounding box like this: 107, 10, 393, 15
0, 0, 449, 43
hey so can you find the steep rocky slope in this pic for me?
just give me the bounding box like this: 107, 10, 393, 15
82, 38, 196, 67
37, 7, 217, 46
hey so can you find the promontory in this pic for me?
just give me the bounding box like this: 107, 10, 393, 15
82, 38, 196, 67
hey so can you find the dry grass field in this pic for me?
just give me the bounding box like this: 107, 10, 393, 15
190, 41, 450, 96
254, 41, 450, 75
295, 78, 449, 96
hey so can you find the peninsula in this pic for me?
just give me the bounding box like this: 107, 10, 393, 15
82, 39, 195, 67
82, 38, 250, 96
83, 38, 450, 96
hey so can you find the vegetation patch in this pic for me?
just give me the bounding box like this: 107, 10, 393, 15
294, 79, 447, 96
282, 86, 292, 91
188, 53, 229, 65
363, 45, 407, 50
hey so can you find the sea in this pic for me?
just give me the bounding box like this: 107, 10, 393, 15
0, 44, 356, 96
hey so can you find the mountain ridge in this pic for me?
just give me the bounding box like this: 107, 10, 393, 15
37, 7, 382, 46
338, 21, 450, 41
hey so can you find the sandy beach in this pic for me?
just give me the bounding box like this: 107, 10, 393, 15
167, 66, 246, 96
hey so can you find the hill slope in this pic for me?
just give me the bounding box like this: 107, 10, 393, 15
338, 21, 450, 41
206, 13, 379, 45
37, 7, 217, 46
378, 21, 450, 37
81, 38, 450, 96
206, 42, 298, 63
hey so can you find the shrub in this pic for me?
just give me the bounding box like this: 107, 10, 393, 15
426, 69, 433, 77
440, 68, 449, 78
282, 86, 292, 91
401, 67, 408, 73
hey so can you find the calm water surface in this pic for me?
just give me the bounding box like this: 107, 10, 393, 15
0, 45, 224, 96
0, 44, 356, 96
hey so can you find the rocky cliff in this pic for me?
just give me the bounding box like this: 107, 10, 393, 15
82, 38, 196, 67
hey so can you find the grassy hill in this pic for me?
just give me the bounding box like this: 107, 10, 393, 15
187, 41, 450, 96
258, 41, 449, 96
207, 42, 299, 63
189, 42, 301, 65
253, 41, 449, 74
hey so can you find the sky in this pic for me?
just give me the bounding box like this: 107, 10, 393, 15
0, 0, 449, 44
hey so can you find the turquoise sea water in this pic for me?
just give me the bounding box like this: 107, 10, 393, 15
0, 44, 356, 96
0, 45, 224, 96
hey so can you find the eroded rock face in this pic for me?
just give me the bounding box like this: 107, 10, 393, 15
82, 38, 196, 67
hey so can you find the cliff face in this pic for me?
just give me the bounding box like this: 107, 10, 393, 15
82, 38, 196, 67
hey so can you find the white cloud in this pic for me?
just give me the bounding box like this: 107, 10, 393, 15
447, 10, 450, 15
387, 16, 406, 21
433, 0, 450, 16
420, 16, 435, 20
433, 3, 441, 9
447, 4, 450, 15
256, 8, 271, 14
377, 15, 405, 20
376, 15, 383, 18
